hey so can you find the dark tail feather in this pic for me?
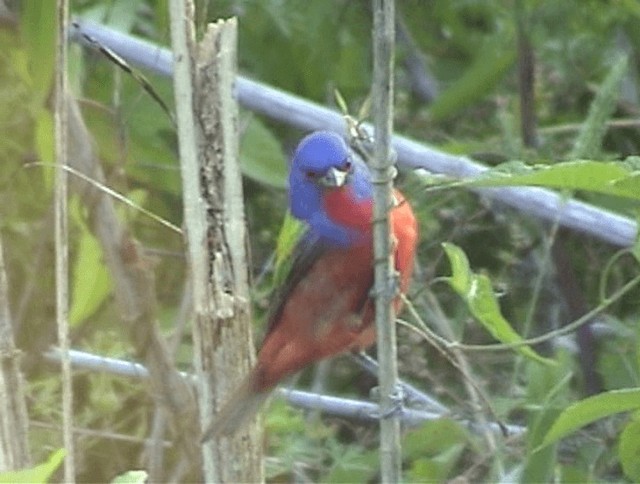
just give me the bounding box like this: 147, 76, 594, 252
201, 373, 272, 441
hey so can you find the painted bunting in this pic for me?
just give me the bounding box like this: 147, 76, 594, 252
203, 131, 418, 439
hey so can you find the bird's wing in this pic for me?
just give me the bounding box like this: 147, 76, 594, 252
263, 229, 330, 336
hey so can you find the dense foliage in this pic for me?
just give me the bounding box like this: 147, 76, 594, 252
1, 0, 640, 482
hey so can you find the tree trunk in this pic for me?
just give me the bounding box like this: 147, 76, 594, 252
169, 5, 263, 481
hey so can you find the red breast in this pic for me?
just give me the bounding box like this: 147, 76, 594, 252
322, 186, 374, 235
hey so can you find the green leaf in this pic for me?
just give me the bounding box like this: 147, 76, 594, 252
273, 212, 305, 286
35, 110, 54, 189
442, 243, 554, 365
441, 242, 472, 295
69, 200, 113, 326
403, 420, 468, 482
470, 274, 553, 366
265, 399, 306, 435
356, 94, 371, 122
240, 117, 287, 188
612, 172, 640, 194
81, 68, 180, 195
111, 470, 148, 484
540, 388, 640, 448
0, 448, 65, 484
406, 446, 466, 484
522, 408, 561, 483
334, 89, 349, 115
20, 0, 56, 107
570, 56, 628, 159
322, 448, 378, 484
428, 29, 516, 121
469, 159, 640, 200
79, 0, 145, 34
403, 418, 468, 459
620, 417, 640, 482
522, 361, 573, 483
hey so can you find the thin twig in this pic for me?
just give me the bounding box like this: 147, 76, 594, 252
70, 20, 176, 127
25, 163, 182, 235
0, 236, 31, 469
30, 421, 173, 448
400, 270, 640, 355
539, 117, 640, 135
55, 0, 74, 480
397, 296, 510, 439
396, 12, 438, 103
63, 76, 200, 481
448, 272, 640, 352
372, 1, 402, 480
416, 290, 504, 475
515, 0, 538, 148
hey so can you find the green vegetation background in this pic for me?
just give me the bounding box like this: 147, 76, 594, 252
2, 0, 640, 482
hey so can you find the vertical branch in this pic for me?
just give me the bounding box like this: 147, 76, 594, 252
0, 235, 31, 470
515, 0, 538, 148
169, 2, 263, 482
63, 92, 201, 482
167, 1, 214, 477
396, 13, 438, 104
372, 0, 402, 481
63, 23, 201, 484
55, 0, 74, 481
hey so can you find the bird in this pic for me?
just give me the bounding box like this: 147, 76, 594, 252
202, 130, 418, 439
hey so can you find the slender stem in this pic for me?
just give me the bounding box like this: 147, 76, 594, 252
55, 0, 74, 480
450, 273, 640, 352
372, 0, 402, 481
0, 237, 31, 469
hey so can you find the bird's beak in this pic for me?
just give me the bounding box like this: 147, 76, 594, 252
319, 167, 348, 187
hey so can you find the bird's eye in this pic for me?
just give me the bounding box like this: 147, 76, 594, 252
342, 159, 352, 172
306, 170, 319, 179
